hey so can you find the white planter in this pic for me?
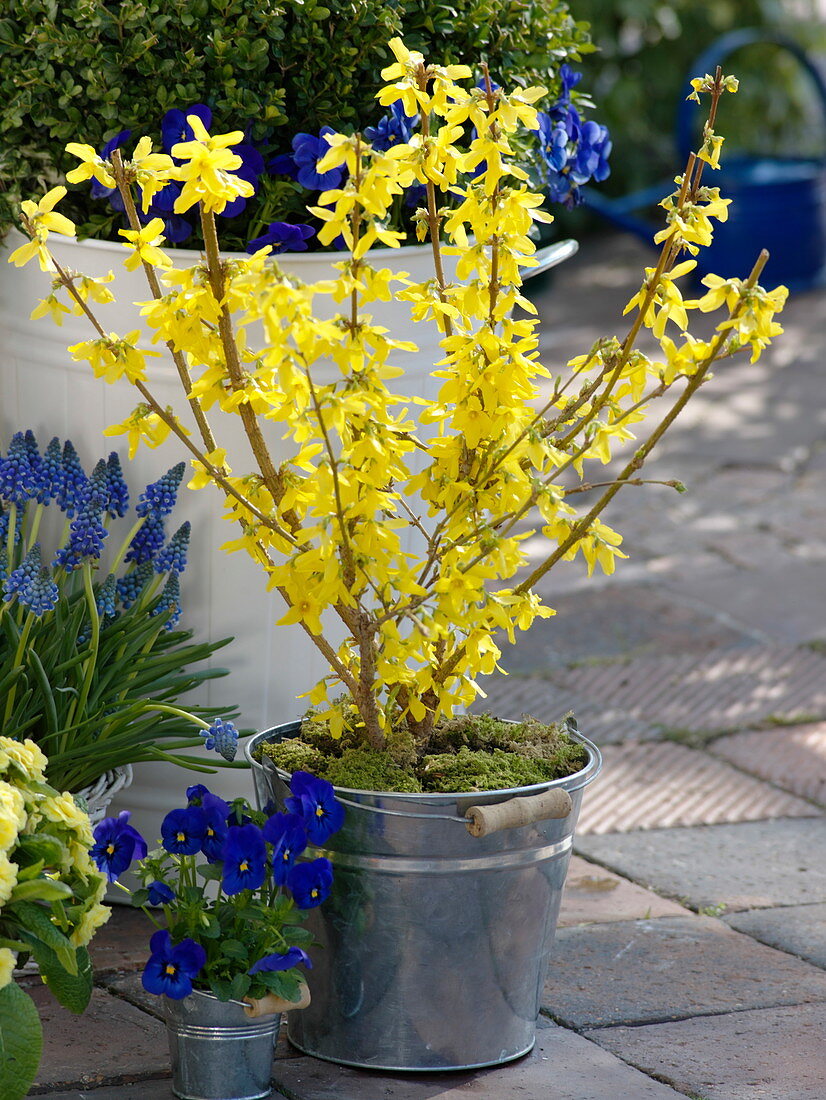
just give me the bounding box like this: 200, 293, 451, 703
0, 229, 575, 843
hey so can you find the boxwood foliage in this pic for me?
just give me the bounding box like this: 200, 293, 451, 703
0, 0, 592, 247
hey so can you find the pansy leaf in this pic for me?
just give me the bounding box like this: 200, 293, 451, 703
229, 973, 251, 1002
281, 925, 315, 946
200, 915, 223, 940
196, 863, 223, 882
219, 939, 247, 961
258, 970, 301, 1001
0, 981, 43, 1100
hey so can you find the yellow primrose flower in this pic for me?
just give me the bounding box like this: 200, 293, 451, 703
0, 852, 18, 908
0, 781, 26, 851
171, 114, 255, 214
70, 894, 111, 948
118, 217, 172, 271
0, 738, 47, 780
65, 142, 116, 189
40, 792, 93, 839
0, 947, 15, 990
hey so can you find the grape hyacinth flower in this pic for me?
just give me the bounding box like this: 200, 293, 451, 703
142, 929, 206, 999
104, 451, 130, 518
96, 573, 117, 619
154, 521, 190, 575
136, 462, 185, 518
37, 436, 63, 505
0, 432, 38, 506
202, 718, 238, 762
151, 571, 182, 631
116, 561, 153, 609
3, 543, 44, 602
125, 510, 167, 566
56, 441, 89, 518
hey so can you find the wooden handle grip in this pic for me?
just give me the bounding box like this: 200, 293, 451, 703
465, 788, 573, 837
243, 980, 311, 1018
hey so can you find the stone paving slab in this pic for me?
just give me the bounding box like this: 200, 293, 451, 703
542, 915, 826, 1029
710, 722, 826, 806
87, 905, 157, 974
575, 817, 826, 912
271, 1020, 688, 1100
725, 904, 826, 969
558, 856, 690, 926
497, 582, 755, 673
586, 1002, 826, 1100
547, 645, 826, 737
29, 1083, 175, 1099
24, 984, 169, 1091
576, 741, 819, 834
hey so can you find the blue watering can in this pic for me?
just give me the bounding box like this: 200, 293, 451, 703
585, 29, 826, 291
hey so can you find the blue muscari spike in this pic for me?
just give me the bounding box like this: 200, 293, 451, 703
202, 717, 238, 762
96, 573, 118, 619
116, 561, 154, 609
57, 441, 89, 518
151, 571, 182, 631
135, 461, 185, 518
0, 546, 7, 588
3, 542, 43, 601
105, 452, 130, 519
154, 521, 190, 575
38, 437, 64, 505
125, 510, 166, 565
53, 481, 109, 571
0, 432, 38, 506
0, 504, 24, 547
19, 563, 59, 617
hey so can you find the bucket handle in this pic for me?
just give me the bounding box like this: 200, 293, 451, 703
522, 238, 579, 281
677, 28, 826, 165
464, 788, 573, 837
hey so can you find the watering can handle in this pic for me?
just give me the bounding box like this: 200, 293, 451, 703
676, 28, 826, 165
464, 788, 573, 837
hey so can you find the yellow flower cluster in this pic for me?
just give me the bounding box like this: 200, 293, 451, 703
13, 41, 787, 752
0, 736, 109, 987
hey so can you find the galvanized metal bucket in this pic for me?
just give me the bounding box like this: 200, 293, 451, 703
245, 721, 601, 1072
164, 989, 280, 1100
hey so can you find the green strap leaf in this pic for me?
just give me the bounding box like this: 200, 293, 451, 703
0, 980, 43, 1100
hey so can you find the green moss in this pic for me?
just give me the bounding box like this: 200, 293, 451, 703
322, 749, 422, 793
256, 712, 588, 794
255, 738, 326, 776
421, 746, 561, 793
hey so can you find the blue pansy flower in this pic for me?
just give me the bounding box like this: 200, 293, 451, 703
248, 947, 313, 975
142, 929, 206, 999
200, 803, 229, 863
161, 104, 213, 155
91, 129, 131, 199
161, 806, 205, 855
364, 102, 419, 152
268, 152, 299, 179
287, 857, 334, 909
262, 812, 308, 885
91, 811, 148, 882
246, 222, 316, 255
221, 823, 268, 895
221, 143, 265, 219
285, 770, 345, 845
202, 718, 238, 762
291, 127, 344, 190
147, 880, 175, 906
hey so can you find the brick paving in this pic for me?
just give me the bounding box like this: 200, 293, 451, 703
24, 233, 826, 1098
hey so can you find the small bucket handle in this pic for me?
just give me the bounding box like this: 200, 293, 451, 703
676, 28, 826, 165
